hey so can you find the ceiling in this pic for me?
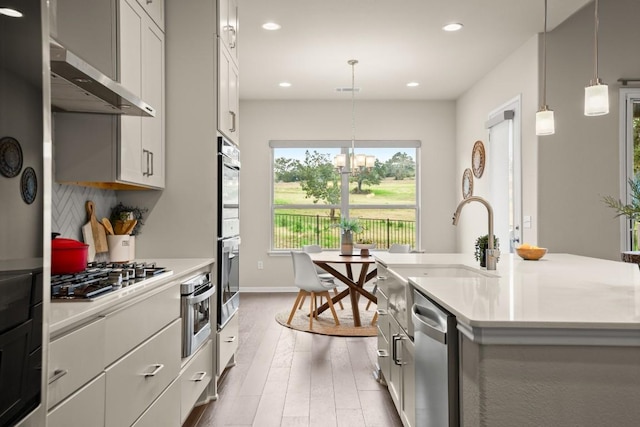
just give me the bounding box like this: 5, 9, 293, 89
238, 0, 592, 101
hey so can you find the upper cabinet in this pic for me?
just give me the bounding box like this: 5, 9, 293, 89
217, 0, 239, 145
53, 0, 165, 189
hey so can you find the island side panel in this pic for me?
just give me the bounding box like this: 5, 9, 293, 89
460, 336, 640, 427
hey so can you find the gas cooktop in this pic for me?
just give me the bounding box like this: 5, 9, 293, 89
51, 261, 170, 301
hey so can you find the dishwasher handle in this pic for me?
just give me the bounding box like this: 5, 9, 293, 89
412, 304, 447, 344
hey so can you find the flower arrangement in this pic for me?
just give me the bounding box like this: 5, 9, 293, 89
332, 217, 364, 234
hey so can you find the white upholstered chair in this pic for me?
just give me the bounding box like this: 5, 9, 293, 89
301, 244, 344, 310
288, 251, 340, 329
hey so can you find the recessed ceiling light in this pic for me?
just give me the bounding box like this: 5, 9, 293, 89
443, 23, 463, 32
407, 82, 420, 87
279, 82, 291, 87
0, 8, 23, 17
262, 22, 281, 31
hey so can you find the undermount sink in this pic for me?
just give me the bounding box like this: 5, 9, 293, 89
390, 264, 498, 279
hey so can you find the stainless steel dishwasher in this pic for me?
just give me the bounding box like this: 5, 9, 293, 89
412, 289, 459, 427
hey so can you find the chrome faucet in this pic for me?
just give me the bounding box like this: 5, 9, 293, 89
452, 196, 499, 270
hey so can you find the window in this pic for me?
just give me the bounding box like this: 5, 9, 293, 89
270, 140, 420, 250
621, 89, 640, 250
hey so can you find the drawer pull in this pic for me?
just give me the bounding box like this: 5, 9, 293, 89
224, 336, 237, 343
376, 350, 389, 358
48, 369, 68, 385
376, 309, 387, 316
143, 363, 164, 378
192, 371, 207, 382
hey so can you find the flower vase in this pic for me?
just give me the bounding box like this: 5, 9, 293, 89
341, 231, 353, 255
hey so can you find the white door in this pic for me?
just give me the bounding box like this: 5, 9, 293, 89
486, 99, 522, 254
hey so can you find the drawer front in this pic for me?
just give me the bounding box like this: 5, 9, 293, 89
377, 316, 390, 384
131, 377, 180, 427
105, 285, 179, 365
48, 317, 106, 409
105, 319, 181, 427
48, 373, 106, 427
217, 312, 238, 376
375, 263, 390, 295
180, 339, 213, 424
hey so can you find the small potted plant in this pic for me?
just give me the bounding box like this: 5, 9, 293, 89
474, 234, 499, 268
332, 217, 364, 255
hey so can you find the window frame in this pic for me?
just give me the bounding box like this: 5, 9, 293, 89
269, 139, 422, 251
619, 88, 640, 251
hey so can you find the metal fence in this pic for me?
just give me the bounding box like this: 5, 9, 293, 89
273, 213, 416, 250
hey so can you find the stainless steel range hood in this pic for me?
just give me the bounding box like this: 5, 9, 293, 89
50, 40, 156, 117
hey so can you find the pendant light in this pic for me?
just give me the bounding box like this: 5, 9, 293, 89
333, 59, 375, 174
536, 0, 555, 135
584, 0, 609, 116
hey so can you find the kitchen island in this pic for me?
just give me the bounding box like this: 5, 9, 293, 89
374, 252, 640, 427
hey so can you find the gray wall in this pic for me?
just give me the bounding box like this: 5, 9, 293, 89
539, 0, 640, 259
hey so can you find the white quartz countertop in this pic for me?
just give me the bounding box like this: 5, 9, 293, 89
374, 252, 640, 345
49, 258, 214, 335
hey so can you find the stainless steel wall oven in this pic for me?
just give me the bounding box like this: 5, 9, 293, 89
180, 273, 215, 358
217, 136, 240, 329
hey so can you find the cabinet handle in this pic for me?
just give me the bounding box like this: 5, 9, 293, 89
192, 371, 207, 382
143, 363, 164, 378
143, 149, 150, 176
224, 335, 237, 343
48, 369, 68, 385
229, 26, 236, 49
376, 309, 387, 316
146, 0, 153, 3
149, 151, 154, 176
229, 111, 236, 133
392, 334, 402, 366
377, 276, 387, 281
376, 349, 389, 358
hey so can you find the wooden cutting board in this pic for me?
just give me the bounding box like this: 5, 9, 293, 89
86, 200, 108, 253
81, 222, 96, 262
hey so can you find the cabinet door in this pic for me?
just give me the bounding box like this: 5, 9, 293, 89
47, 374, 106, 427
218, 0, 238, 61
119, 0, 145, 184
401, 338, 416, 427
136, 0, 164, 30
141, 22, 165, 187
217, 42, 239, 145
387, 319, 402, 412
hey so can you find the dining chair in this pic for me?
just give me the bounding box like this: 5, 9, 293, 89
368, 243, 412, 323
288, 251, 340, 329
301, 244, 344, 309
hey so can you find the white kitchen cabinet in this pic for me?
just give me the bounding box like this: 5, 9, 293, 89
217, 311, 239, 376
47, 317, 106, 409
47, 373, 106, 427
218, 0, 238, 64
105, 319, 181, 427
217, 38, 239, 145
53, 0, 165, 190
120, 0, 165, 188
376, 262, 415, 427
131, 377, 180, 427
180, 339, 214, 424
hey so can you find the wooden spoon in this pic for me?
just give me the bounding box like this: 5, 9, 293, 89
101, 218, 115, 235
123, 219, 138, 235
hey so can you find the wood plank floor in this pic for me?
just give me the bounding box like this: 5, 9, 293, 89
191, 293, 402, 427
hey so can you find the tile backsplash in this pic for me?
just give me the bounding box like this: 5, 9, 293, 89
52, 183, 116, 241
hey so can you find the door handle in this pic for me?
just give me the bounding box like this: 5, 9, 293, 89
143, 149, 150, 176
229, 111, 236, 133
149, 151, 154, 176
392, 334, 402, 366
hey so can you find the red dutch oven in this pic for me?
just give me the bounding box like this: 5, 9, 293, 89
51, 233, 89, 274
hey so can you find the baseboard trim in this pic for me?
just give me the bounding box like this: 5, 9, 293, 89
240, 285, 373, 293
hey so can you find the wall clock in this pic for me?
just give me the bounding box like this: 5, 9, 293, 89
462, 168, 473, 199
472, 140, 485, 178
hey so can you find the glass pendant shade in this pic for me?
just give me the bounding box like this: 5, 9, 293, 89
334, 154, 346, 168
365, 155, 375, 168
584, 82, 609, 116
536, 108, 555, 135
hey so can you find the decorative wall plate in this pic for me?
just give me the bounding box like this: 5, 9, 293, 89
21, 167, 37, 204
0, 136, 23, 178
472, 140, 485, 178
462, 168, 473, 199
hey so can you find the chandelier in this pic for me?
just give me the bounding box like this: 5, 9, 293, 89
334, 59, 375, 174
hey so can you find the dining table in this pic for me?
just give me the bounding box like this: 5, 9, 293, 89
307, 251, 378, 327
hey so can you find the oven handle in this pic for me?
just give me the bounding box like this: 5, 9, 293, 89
186, 284, 216, 305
